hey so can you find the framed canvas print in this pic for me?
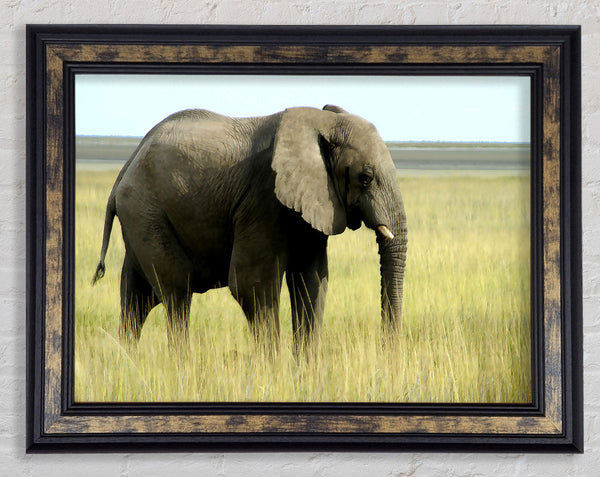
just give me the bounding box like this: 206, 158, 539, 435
26, 25, 582, 452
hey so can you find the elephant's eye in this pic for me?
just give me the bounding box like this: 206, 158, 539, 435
358, 172, 374, 186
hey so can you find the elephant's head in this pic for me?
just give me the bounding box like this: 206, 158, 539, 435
272, 105, 408, 329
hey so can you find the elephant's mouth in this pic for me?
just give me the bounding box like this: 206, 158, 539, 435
346, 209, 362, 230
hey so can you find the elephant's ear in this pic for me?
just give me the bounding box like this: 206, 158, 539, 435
322, 104, 349, 114
272, 108, 346, 235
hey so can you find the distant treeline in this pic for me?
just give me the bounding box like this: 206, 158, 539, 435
76, 136, 530, 172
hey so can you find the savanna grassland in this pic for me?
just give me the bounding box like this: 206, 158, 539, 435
75, 166, 531, 403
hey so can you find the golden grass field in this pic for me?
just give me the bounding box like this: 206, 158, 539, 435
75, 167, 531, 403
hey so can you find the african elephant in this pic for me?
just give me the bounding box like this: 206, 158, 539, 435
92, 105, 407, 352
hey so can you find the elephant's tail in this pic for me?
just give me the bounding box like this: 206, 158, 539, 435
91, 194, 116, 285
91, 134, 149, 285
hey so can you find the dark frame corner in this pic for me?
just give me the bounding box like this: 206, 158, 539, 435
26, 24, 582, 453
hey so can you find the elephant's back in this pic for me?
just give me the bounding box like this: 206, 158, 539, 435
113, 108, 282, 236
113, 111, 235, 200
143, 109, 280, 168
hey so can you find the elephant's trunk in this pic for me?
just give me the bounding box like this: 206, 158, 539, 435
355, 170, 407, 331
376, 208, 407, 331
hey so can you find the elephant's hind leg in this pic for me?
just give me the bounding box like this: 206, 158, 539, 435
120, 253, 160, 344
120, 206, 194, 349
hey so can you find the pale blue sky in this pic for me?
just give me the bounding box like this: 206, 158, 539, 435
75, 74, 530, 143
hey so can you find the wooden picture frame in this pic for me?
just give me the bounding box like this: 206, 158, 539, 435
26, 25, 582, 452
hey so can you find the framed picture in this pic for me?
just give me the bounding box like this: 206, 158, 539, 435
26, 25, 582, 452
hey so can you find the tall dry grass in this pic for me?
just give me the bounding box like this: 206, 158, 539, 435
75, 167, 531, 403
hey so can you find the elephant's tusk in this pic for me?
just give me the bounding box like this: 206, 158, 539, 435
377, 225, 394, 240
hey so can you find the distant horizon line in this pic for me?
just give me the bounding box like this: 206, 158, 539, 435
75, 135, 530, 147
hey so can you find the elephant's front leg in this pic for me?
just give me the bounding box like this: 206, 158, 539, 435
286, 232, 328, 356
228, 238, 285, 354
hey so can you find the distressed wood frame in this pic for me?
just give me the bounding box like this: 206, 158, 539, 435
26, 25, 582, 452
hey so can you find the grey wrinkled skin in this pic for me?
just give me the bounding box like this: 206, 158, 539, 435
92, 105, 407, 353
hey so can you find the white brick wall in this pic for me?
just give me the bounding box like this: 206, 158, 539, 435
1, 1, 596, 475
